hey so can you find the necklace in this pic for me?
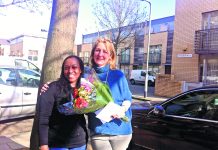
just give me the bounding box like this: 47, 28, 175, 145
104, 70, 109, 84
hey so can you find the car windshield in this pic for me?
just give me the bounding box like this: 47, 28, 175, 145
163, 90, 218, 120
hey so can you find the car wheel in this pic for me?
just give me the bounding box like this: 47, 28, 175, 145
130, 79, 135, 85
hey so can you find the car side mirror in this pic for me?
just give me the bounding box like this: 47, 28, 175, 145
153, 105, 165, 117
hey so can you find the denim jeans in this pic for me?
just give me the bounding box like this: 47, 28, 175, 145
50, 144, 86, 150
91, 134, 132, 150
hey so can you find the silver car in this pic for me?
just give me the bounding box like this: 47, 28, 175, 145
0, 65, 40, 121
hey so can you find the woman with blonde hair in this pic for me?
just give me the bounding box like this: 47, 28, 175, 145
88, 37, 132, 150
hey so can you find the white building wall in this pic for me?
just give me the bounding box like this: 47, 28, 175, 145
22, 36, 47, 69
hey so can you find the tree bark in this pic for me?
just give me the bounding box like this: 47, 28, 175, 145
41, 0, 79, 82
30, 0, 80, 149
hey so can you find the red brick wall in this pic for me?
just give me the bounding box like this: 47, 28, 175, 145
155, 74, 183, 97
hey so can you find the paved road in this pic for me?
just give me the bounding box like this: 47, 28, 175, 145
128, 82, 155, 97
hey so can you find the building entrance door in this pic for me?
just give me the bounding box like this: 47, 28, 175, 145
203, 58, 218, 86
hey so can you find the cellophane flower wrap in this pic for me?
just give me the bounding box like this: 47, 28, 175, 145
72, 69, 113, 114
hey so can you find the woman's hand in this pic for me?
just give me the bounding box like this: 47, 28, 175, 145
111, 101, 131, 122
112, 100, 131, 119
40, 145, 49, 150
40, 82, 50, 95
111, 107, 126, 119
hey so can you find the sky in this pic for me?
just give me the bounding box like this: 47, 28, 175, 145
0, 0, 175, 44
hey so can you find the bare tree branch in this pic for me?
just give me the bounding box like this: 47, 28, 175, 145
93, 0, 148, 54
0, 0, 26, 7
0, 0, 52, 14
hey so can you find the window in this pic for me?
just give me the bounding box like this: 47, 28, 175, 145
202, 10, 218, 29
163, 90, 218, 121
79, 52, 83, 57
84, 51, 90, 64
120, 48, 130, 64
0, 46, 4, 56
10, 49, 23, 57
28, 50, 38, 61
134, 47, 144, 65
148, 45, 162, 64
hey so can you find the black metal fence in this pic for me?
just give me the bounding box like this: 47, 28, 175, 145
195, 28, 218, 54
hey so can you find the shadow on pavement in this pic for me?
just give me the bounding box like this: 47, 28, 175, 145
0, 136, 28, 150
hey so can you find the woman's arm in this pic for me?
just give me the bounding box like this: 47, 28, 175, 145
112, 71, 132, 119
38, 82, 56, 147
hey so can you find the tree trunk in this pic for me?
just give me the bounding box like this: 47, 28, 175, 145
30, 0, 80, 149
41, 0, 80, 82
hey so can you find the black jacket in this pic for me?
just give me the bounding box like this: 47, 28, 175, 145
38, 81, 87, 148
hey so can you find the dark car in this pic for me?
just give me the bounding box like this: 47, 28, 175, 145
129, 86, 218, 150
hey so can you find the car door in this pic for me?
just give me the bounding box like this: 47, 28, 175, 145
16, 69, 40, 116
131, 108, 162, 150
0, 68, 23, 120
150, 89, 218, 150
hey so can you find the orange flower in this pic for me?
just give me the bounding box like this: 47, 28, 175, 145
75, 97, 88, 108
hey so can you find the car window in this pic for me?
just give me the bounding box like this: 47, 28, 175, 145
148, 71, 155, 76
141, 71, 146, 76
15, 59, 41, 73
163, 90, 218, 120
0, 68, 17, 86
28, 62, 41, 73
17, 69, 40, 87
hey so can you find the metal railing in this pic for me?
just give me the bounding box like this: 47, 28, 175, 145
195, 28, 218, 54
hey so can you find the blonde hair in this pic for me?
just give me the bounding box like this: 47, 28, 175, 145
90, 37, 116, 69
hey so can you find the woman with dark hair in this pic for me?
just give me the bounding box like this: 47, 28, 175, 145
38, 55, 88, 150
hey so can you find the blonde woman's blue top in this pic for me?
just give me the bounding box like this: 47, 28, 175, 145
88, 64, 133, 135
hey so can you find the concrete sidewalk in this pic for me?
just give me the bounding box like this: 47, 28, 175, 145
0, 96, 167, 150
0, 118, 32, 150
0, 136, 28, 150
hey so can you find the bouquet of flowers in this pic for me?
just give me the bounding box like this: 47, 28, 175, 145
72, 69, 114, 114
57, 68, 129, 122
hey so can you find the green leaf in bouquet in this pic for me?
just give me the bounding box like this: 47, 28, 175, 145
121, 116, 129, 122
95, 82, 114, 105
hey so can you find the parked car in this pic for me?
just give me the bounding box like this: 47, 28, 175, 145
129, 70, 155, 86
129, 86, 218, 150
0, 57, 41, 73
0, 65, 40, 121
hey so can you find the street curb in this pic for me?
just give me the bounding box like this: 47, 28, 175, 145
132, 95, 150, 101
132, 95, 168, 102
